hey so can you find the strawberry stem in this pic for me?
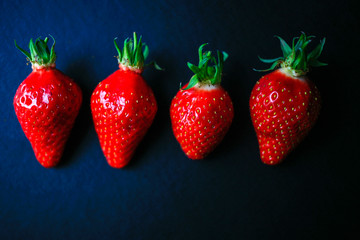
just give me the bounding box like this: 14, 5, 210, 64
114, 32, 162, 72
183, 44, 228, 90
254, 32, 327, 76
15, 36, 56, 68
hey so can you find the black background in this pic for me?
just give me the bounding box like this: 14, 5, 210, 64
0, 0, 359, 239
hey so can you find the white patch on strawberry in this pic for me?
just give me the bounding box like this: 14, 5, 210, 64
194, 83, 220, 91
279, 68, 308, 81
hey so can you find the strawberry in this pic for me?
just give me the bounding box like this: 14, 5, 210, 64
250, 32, 326, 165
13, 37, 82, 168
91, 33, 160, 168
170, 44, 234, 160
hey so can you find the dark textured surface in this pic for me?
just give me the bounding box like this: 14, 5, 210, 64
1, 0, 359, 239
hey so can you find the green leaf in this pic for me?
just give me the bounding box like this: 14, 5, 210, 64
301, 38, 312, 50
253, 60, 280, 72
143, 45, 149, 60
204, 51, 212, 61
28, 38, 37, 61
183, 44, 227, 89
183, 75, 199, 90
187, 62, 200, 73
275, 35, 291, 57
129, 41, 135, 64
292, 48, 304, 69
153, 61, 163, 70
222, 51, 229, 61
212, 68, 220, 85
198, 56, 211, 69
254, 32, 327, 75
114, 32, 160, 71
258, 56, 284, 63
309, 59, 328, 67
217, 51, 224, 69
212, 50, 224, 84
14, 40, 31, 59
36, 38, 48, 63
123, 38, 132, 64
291, 36, 299, 49
133, 32, 138, 54
49, 35, 56, 63
294, 34, 305, 51
144, 61, 164, 71
198, 43, 208, 62
307, 38, 326, 62
16, 36, 57, 66
134, 48, 143, 68
207, 65, 216, 77
114, 38, 122, 60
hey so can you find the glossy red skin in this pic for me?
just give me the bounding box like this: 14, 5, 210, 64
250, 68, 321, 165
91, 69, 157, 168
170, 84, 234, 160
13, 67, 82, 168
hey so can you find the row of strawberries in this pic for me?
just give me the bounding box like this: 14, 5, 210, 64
13, 32, 326, 168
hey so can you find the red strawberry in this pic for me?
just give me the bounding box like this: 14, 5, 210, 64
250, 32, 326, 165
91, 33, 159, 168
170, 44, 234, 160
13, 37, 82, 168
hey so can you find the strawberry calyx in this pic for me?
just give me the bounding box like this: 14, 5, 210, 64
255, 32, 326, 77
15, 36, 56, 70
114, 32, 162, 73
182, 43, 228, 90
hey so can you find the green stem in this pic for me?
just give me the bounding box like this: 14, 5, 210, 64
183, 44, 228, 90
114, 32, 161, 72
15, 35, 56, 67
254, 32, 327, 76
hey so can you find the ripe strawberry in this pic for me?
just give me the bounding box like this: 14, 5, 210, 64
13, 37, 82, 168
91, 33, 160, 168
170, 44, 234, 160
250, 32, 326, 165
